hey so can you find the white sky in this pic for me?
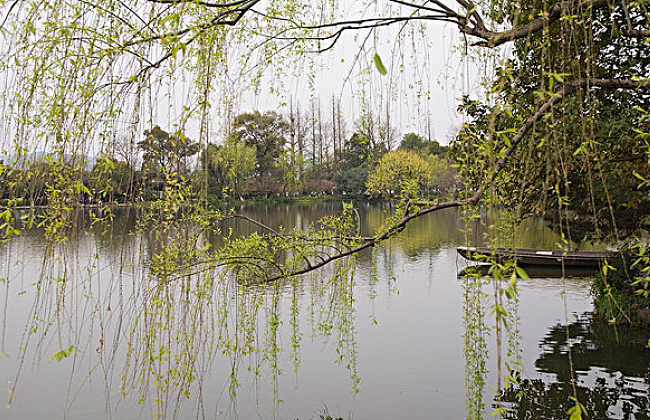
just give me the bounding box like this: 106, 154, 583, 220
238, 20, 483, 146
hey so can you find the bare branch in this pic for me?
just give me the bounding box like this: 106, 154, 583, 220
453, 0, 486, 31
145, 0, 256, 8
253, 0, 616, 52
225, 213, 283, 237
623, 29, 650, 38
0, 0, 22, 31
389, 0, 458, 16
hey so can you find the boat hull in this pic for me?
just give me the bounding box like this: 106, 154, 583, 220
457, 246, 613, 268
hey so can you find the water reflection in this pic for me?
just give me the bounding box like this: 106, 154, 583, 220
459, 265, 602, 278
499, 314, 650, 419
3, 202, 594, 258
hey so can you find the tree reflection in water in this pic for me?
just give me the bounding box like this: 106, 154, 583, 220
498, 314, 650, 419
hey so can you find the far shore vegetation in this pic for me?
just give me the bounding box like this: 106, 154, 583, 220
0, 111, 458, 207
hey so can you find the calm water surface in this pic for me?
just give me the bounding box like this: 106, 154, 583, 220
0, 202, 647, 419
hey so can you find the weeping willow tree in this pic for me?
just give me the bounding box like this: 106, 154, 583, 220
1, 0, 650, 419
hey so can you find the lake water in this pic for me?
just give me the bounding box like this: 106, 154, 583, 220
0, 201, 647, 419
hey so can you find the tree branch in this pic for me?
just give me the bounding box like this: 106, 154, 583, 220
145, 0, 256, 8
0, 0, 22, 31
262, 0, 615, 51
462, 0, 610, 47
256, 77, 650, 283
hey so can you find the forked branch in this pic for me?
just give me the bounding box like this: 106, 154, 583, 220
277, 0, 614, 49
461, 0, 609, 47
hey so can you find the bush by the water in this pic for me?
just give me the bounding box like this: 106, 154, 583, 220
592, 248, 650, 326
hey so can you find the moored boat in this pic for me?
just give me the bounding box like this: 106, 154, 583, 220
457, 246, 614, 268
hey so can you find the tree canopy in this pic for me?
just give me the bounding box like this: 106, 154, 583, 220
139, 126, 199, 175
451, 0, 650, 239
202, 137, 257, 197
229, 111, 289, 178
366, 149, 429, 197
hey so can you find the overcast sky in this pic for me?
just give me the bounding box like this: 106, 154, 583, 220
238, 19, 484, 146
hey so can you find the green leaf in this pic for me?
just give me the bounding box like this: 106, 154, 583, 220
492, 407, 506, 416
567, 397, 587, 420
515, 266, 530, 279
373, 53, 387, 76
50, 345, 74, 363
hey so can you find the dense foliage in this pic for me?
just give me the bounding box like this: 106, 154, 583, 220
453, 0, 650, 241
1, 119, 455, 203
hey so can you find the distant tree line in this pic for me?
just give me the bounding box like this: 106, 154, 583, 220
0, 102, 458, 205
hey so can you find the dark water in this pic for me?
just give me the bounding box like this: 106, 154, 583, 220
0, 202, 647, 419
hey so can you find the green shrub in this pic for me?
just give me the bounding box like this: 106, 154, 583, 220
591, 248, 650, 326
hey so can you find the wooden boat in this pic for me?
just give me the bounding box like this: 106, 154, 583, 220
457, 246, 614, 268
458, 264, 602, 278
